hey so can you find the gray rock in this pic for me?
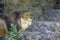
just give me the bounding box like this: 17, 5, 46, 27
44, 10, 60, 21
20, 21, 60, 40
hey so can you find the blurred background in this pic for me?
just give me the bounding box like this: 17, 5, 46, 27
1, 0, 60, 21
0, 0, 60, 40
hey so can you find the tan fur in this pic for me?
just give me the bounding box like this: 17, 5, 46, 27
8, 15, 15, 23
17, 12, 32, 32
0, 19, 6, 36
21, 12, 30, 20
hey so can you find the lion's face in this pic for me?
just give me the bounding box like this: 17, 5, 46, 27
21, 12, 30, 20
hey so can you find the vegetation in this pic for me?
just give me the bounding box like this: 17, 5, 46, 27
6, 23, 20, 40
4, 0, 56, 21
5, 23, 32, 40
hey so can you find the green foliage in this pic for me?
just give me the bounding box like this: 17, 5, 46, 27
6, 23, 20, 40
5, 23, 32, 40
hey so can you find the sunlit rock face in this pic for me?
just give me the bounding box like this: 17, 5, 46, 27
19, 21, 60, 40
44, 10, 60, 21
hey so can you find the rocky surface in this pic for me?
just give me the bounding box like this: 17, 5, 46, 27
19, 21, 60, 40
44, 10, 60, 21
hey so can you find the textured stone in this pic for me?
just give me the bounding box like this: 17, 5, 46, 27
20, 21, 60, 40
44, 10, 60, 21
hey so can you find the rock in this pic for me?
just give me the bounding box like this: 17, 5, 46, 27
44, 10, 60, 21
21, 21, 60, 40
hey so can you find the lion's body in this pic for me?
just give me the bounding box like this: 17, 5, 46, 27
0, 19, 6, 36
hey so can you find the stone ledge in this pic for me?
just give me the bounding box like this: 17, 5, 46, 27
19, 21, 60, 40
